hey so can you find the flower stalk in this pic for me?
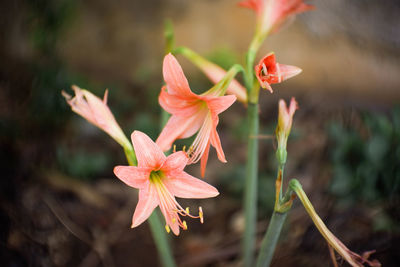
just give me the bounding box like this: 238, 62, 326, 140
289, 179, 380, 267
242, 102, 259, 267
242, 22, 264, 267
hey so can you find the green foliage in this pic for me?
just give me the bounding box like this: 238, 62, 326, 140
57, 145, 111, 181
328, 107, 400, 230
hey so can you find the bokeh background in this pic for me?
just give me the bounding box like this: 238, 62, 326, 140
1, 0, 400, 266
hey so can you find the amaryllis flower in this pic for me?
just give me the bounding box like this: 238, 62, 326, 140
255, 52, 302, 92
62, 85, 131, 149
114, 131, 219, 235
156, 53, 236, 176
276, 97, 298, 164
239, 0, 314, 35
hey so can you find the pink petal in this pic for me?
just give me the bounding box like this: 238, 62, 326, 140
277, 63, 302, 81
210, 127, 227, 163
162, 151, 188, 174
205, 95, 237, 115
288, 97, 298, 116
81, 89, 116, 129
156, 113, 206, 151
165, 172, 219, 199
238, 0, 261, 13
159, 86, 201, 117
200, 140, 211, 177
131, 131, 166, 169
131, 184, 159, 228
113, 166, 150, 189
163, 53, 194, 98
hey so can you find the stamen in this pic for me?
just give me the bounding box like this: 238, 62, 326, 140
152, 176, 206, 233
187, 113, 212, 164
199, 207, 204, 224
173, 144, 176, 153
262, 63, 268, 76
182, 145, 186, 152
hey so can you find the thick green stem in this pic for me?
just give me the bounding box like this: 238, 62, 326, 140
147, 212, 176, 267
242, 102, 259, 267
256, 211, 288, 267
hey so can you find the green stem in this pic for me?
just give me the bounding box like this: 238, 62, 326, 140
255, 167, 292, 267
164, 19, 175, 54
241, 29, 265, 267
244, 33, 264, 94
148, 212, 176, 267
242, 102, 259, 267
124, 146, 137, 166
256, 211, 288, 267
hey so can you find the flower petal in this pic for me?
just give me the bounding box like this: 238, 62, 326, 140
131, 131, 166, 169
210, 127, 227, 163
156, 112, 206, 151
159, 86, 201, 117
113, 166, 150, 189
165, 171, 219, 199
163, 53, 194, 97
200, 140, 211, 177
162, 151, 188, 174
277, 63, 302, 81
206, 95, 237, 115
131, 184, 159, 228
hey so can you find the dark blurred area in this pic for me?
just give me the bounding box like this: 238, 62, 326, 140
1, 0, 399, 266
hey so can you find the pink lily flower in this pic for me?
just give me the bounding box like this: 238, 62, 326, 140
62, 85, 131, 149
239, 0, 314, 35
114, 131, 219, 235
156, 53, 237, 177
255, 52, 302, 92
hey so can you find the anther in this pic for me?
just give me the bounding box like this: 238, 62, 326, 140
173, 144, 176, 153
182, 145, 186, 152
165, 225, 171, 233
182, 221, 188, 230
199, 207, 204, 224
262, 63, 268, 76
185, 207, 190, 214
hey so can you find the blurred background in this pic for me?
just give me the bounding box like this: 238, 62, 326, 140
1, 0, 399, 266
